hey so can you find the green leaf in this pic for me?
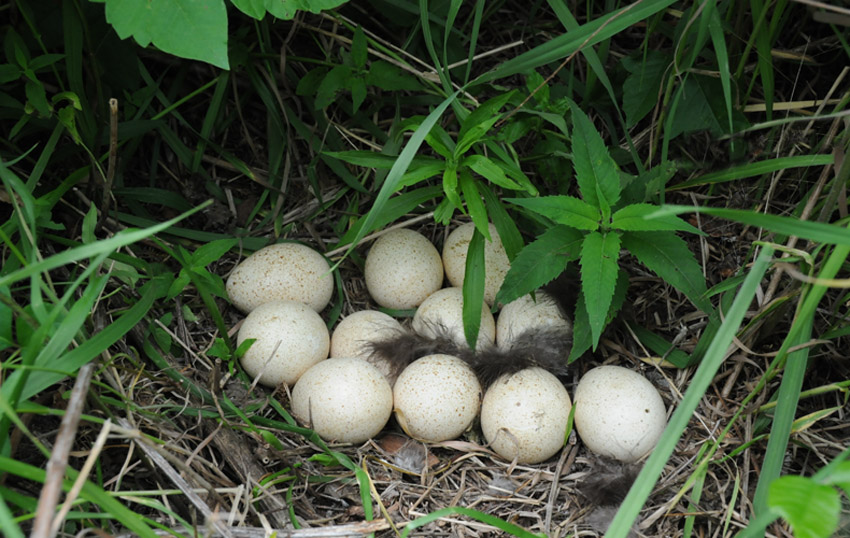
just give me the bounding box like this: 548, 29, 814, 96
231, 0, 266, 18
104, 0, 229, 69
459, 170, 489, 239
462, 230, 486, 349
442, 166, 463, 211
768, 476, 840, 538
569, 269, 628, 362
668, 74, 747, 138
315, 65, 351, 109
365, 61, 422, 91
507, 196, 599, 231
351, 26, 367, 69
612, 203, 702, 233
263, 0, 350, 20
621, 51, 670, 128
621, 231, 711, 312
463, 155, 522, 190
650, 205, 850, 247
579, 231, 621, 348
349, 76, 367, 113
456, 92, 515, 156
570, 102, 621, 208
495, 225, 583, 306
191, 239, 238, 267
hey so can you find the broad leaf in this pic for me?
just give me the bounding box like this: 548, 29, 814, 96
495, 225, 583, 306
315, 64, 351, 109
768, 476, 840, 538
612, 203, 702, 234
264, 0, 350, 20
621, 231, 712, 312
459, 170, 489, 240
507, 196, 599, 231
570, 102, 621, 208
569, 268, 628, 362
464, 155, 522, 190
365, 61, 421, 91
579, 231, 621, 348
105, 0, 229, 69
621, 51, 670, 128
442, 166, 463, 211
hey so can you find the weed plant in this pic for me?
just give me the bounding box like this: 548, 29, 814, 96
1, 0, 849, 537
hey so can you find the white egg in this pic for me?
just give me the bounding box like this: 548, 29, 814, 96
226, 243, 333, 313
292, 358, 393, 444
496, 290, 572, 349
412, 287, 496, 349
364, 229, 444, 310
573, 365, 667, 462
237, 300, 329, 387
442, 222, 510, 306
393, 354, 482, 442
480, 367, 572, 464
330, 310, 403, 382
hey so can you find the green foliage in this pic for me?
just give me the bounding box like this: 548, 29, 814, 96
497, 102, 708, 357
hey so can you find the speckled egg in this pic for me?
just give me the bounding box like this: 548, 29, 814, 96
412, 287, 496, 349
226, 243, 333, 313
393, 354, 482, 442
442, 222, 510, 306
237, 300, 330, 387
480, 367, 571, 463
574, 365, 667, 462
364, 229, 444, 310
291, 357, 393, 444
496, 290, 572, 349
330, 310, 404, 383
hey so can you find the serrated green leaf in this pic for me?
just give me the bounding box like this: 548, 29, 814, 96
621, 51, 669, 128
570, 102, 621, 208
507, 196, 599, 230
612, 203, 702, 233
569, 269, 628, 362
579, 231, 621, 348
621, 231, 711, 312
462, 230, 486, 349
768, 476, 840, 538
495, 225, 583, 306
463, 154, 522, 190
104, 0, 229, 69
365, 61, 422, 91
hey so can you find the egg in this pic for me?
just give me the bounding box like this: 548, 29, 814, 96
237, 300, 330, 387
393, 354, 482, 442
364, 228, 444, 310
226, 243, 333, 313
330, 310, 404, 382
573, 365, 667, 462
496, 290, 572, 349
412, 287, 496, 349
442, 222, 510, 306
480, 367, 572, 463
291, 358, 393, 444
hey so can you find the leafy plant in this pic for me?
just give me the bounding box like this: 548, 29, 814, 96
497, 102, 710, 361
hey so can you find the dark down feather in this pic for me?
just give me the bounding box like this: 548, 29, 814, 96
364, 323, 471, 382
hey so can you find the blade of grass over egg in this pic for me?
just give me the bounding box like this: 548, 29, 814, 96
462, 229, 486, 349
331, 92, 459, 267
753, 241, 850, 516
605, 247, 775, 538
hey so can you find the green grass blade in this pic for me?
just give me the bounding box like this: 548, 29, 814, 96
401, 506, 543, 537
332, 92, 459, 266
752, 242, 850, 514
650, 205, 850, 246
473, 0, 677, 85
605, 246, 774, 538
0, 456, 160, 538
0, 493, 24, 538
672, 154, 834, 190
461, 228, 485, 349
